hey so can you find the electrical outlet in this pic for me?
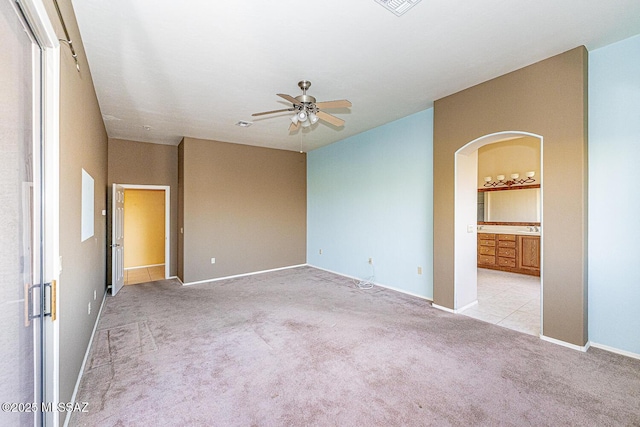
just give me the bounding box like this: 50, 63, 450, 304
88, 303, 91, 315
417, 266, 423, 275
211, 257, 216, 264
94, 290, 97, 300
368, 258, 373, 265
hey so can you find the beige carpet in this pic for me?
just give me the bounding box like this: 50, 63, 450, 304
69, 266, 640, 426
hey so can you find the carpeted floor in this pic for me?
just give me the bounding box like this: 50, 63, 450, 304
69, 266, 640, 426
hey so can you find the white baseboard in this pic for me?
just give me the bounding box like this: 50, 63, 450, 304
375, 282, 433, 302
307, 264, 433, 302
430, 300, 477, 314
589, 341, 640, 360
457, 300, 479, 313
431, 303, 456, 314
540, 334, 590, 352
63, 289, 107, 427
181, 264, 307, 286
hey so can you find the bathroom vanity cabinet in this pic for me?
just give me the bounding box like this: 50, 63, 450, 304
477, 233, 540, 276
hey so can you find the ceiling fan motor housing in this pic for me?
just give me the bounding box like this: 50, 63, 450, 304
296, 94, 316, 104
295, 80, 316, 108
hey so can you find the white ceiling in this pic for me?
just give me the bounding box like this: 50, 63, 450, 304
72, 0, 640, 152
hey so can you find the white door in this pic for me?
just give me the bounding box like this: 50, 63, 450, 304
112, 184, 125, 295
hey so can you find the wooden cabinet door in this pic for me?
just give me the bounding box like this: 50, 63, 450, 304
519, 235, 540, 271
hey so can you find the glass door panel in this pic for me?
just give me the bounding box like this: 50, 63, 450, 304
0, 1, 44, 425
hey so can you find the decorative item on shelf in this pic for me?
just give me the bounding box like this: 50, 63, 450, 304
483, 171, 536, 188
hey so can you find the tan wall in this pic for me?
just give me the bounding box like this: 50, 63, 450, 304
434, 47, 588, 346
42, 0, 108, 417
180, 138, 306, 283
124, 189, 165, 268
477, 137, 540, 188
108, 138, 178, 276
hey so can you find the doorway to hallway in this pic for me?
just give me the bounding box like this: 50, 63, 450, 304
111, 185, 170, 294
123, 188, 166, 284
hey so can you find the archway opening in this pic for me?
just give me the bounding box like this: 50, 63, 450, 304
454, 131, 543, 336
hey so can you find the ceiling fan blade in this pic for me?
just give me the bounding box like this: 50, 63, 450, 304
315, 99, 352, 109
252, 108, 293, 117
277, 93, 301, 105
289, 121, 300, 131
316, 111, 345, 127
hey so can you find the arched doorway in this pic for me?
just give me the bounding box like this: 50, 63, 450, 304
453, 131, 543, 335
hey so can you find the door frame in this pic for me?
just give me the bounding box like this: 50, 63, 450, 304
118, 184, 171, 280
13, 0, 61, 422
454, 131, 544, 335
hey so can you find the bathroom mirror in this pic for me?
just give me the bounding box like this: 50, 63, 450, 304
478, 187, 540, 223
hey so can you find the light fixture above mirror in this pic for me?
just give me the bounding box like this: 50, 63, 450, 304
483, 171, 536, 188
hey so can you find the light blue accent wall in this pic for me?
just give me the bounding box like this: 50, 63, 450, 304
589, 34, 640, 355
307, 109, 433, 299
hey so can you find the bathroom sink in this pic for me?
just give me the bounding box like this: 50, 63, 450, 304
477, 225, 540, 236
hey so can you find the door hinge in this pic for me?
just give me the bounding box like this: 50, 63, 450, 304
25, 280, 57, 326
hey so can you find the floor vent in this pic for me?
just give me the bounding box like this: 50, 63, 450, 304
375, 0, 422, 16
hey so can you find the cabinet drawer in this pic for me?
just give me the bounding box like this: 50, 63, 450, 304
479, 239, 496, 247
479, 233, 496, 239
498, 234, 516, 241
498, 247, 515, 258
498, 257, 516, 267
479, 246, 496, 256
479, 254, 496, 265
498, 240, 516, 248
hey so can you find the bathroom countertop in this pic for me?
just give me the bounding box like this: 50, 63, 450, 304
477, 225, 540, 236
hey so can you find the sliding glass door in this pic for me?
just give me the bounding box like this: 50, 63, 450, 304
0, 1, 47, 425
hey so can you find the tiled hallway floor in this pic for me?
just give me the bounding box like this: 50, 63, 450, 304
125, 265, 165, 285
461, 269, 541, 336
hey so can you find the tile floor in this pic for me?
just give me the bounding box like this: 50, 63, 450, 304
461, 268, 541, 336
124, 265, 165, 285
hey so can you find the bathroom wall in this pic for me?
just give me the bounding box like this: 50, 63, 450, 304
477, 137, 540, 188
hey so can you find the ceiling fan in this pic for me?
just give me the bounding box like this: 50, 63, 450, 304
252, 80, 352, 131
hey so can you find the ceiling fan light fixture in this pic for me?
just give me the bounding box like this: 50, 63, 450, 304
309, 112, 319, 124
301, 119, 311, 128
297, 110, 307, 121
291, 115, 299, 124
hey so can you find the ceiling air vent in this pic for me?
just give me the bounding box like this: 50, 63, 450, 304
375, 0, 422, 16
235, 121, 253, 127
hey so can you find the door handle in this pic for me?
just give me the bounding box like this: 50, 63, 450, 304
110, 243, 121, 248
